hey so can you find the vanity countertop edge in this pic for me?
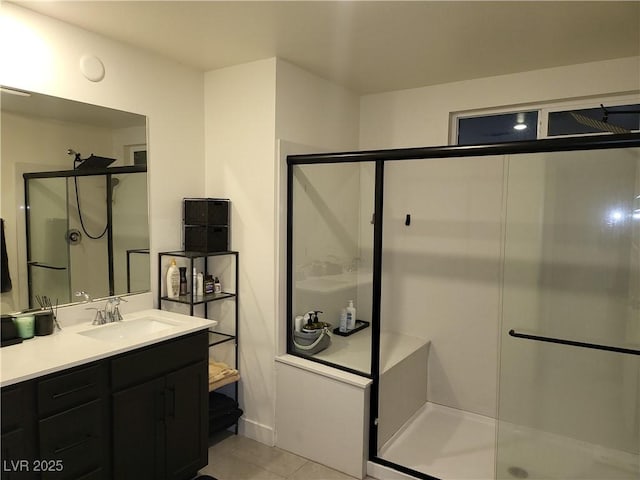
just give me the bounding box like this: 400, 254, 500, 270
0, 309, 215, 387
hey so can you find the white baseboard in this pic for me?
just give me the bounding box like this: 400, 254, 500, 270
238, 417, 275, 446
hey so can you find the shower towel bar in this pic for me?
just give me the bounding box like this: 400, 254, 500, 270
509, 329, 639, 356
27, 261, 67, 271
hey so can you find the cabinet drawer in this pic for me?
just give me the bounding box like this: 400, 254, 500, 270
38, 364, 105, 417
111, 331, 207, 391
39, 400, 105, 480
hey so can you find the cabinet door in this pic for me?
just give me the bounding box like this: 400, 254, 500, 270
1, 383, 37, 480
1, 429, 36, 480
164, 361, 208, 480
112, 378, 165, 480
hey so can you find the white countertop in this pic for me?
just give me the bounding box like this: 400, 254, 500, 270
0, 309, 215, 387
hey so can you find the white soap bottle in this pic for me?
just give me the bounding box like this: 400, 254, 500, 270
346, 300, 356, 330
166, 259, 180, 298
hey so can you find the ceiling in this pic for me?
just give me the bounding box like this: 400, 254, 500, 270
13, 1, 640, 94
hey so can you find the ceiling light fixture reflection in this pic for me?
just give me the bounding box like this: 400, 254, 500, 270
513, 112, 527, 131
608, 209, 625, 225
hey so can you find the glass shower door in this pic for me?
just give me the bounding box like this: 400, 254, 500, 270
26, 177, 71, 306
497, 147, 640, 479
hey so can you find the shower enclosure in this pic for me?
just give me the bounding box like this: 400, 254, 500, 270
287, 134, 640, 480
24, 165, 149, 308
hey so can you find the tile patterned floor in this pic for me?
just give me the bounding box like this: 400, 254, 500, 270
198, 432, 374, 480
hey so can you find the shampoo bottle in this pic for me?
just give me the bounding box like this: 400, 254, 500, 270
346, 300, 356, 330
192, 267, 197, 295
179, 267, 188, 296
166, 259, 180, 298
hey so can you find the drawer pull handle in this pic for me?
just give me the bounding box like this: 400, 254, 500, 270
76, 467, 101, 479
54, 434, 93, 454
52, 383, 95, 399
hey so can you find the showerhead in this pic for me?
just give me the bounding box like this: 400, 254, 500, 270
75, 154, 116, 170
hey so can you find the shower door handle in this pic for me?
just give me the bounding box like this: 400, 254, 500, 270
508, 329, 640, 356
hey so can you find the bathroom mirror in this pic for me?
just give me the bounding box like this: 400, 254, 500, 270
1, 88, 150, 314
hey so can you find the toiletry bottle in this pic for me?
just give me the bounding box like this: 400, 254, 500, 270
346, 300, 356, 330
196, 272, 204, 297
339, 308, 348, 333
204, 275, 215, 294
166, 259, 180, 298
179, 267, 188, 296
192, 267, 197, 296
214, 276, 222, 294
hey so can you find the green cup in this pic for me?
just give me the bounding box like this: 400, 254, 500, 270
14, 314, 35, 339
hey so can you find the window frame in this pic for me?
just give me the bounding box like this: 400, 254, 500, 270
450, 94, 640, 145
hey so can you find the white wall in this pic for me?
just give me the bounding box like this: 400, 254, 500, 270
0, 3, 205, 309
204, 58, 360, 444
204, 58, 278, 444
360, 56, 640, 419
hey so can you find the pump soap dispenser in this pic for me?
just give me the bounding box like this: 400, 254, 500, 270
166, 259, 180, 298
346, 300, 356, 330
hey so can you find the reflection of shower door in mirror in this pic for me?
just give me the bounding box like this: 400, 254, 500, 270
25, 167, 149, 308
498, 148, 640, 480
26, 177, 71, 306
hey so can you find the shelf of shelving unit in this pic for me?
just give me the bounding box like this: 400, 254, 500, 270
160, 291, 236, 306
208, 331, 236, 347
158, 249, 240, 434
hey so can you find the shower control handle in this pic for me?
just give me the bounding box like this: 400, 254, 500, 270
66, 229, 82, 245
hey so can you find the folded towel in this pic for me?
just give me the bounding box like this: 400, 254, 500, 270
1, 219, 12, 293
208, 359, 240, 392
208, 372, 240, 392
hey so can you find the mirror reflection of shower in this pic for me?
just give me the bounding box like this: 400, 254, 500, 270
24, 159, 149, 308
67, 148, 116, 240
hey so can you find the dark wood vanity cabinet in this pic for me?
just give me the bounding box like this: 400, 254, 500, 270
1, 381, 37, 480
1, 330, 209, 480
111, 331, 209, 480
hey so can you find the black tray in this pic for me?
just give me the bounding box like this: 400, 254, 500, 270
333, 320, 370, 337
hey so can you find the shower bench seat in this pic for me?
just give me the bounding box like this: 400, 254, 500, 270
275, 330, 429, 479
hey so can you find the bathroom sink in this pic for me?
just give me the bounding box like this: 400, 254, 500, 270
77, 317, 179, 342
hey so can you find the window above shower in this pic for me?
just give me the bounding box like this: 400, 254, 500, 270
452, 95, 640, 145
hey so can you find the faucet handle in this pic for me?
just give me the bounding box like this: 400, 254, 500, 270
85, 307, 105, 325
107, 296, 127, 321
75, 291, 91, 302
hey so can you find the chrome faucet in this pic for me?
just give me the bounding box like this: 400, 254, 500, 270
83, 294, 127, 325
